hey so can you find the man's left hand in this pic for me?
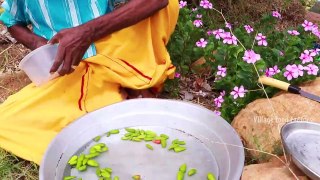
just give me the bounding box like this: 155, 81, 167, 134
49, 25, 93, 76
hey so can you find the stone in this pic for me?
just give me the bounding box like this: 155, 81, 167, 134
242, 156, 309, 180
232, 78, 320, 162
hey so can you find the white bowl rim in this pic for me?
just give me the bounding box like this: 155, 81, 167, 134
19, 44, 58, 69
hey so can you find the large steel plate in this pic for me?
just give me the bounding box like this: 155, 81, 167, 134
40, 99, 244, 180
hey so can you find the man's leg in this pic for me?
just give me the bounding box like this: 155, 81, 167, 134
0, 61, 124, 164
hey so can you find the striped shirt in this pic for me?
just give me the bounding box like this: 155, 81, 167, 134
0, 0, 124, 59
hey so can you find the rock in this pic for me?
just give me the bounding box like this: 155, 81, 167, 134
0, 71, 30, 103
242, 156, 310, 180
232, 78, 320, 162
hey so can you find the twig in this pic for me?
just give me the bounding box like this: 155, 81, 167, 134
0, 44, 13, 56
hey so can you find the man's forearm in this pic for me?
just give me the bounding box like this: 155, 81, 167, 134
82, 0, 169, 42
8, 25, 48, 50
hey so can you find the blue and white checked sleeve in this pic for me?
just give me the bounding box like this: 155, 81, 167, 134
0, 0, 30, 27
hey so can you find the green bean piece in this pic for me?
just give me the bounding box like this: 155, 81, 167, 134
106, 132, 111, 137
76, 154, 85, 169
174, 146, 186, 153
124, 133, 132, 137
109, 129, 120, 134
177, 171, 184, 180
82, 158, 89, 166
94, 136, 101, 142
179, 163, 187, 173
78, 178, 82, 180
146, 134, 156, 138
172, 139, 179, 144
87, 159, 99, 167
137, 134, 146, 139
99, 178, 104, 180
78, 165, 87, 171
121, 136, 130, 140
63, 176, 76, 180
89, 147, 97, 154
161, 139, 167, 148
146, 144, 154, 150
105, 167, 113, 173
188, 169, 197, 176
132, 137, 142, 142
160, 134, 169, 139
125, 128, 136, 133
96, 168, 102, 176
177, 141, 186, 145
132, 175, 141, 180
101, 171, 111, 178
68, 155, 78, 164
168, 144, 179, 151
85, 152, 100, 159
114, 176, 120, 180
99, 146, 109, 152
140, 130, 145, 135
207, 173, 216, 180
144, 137, 154, 141
154, 136, 162, 141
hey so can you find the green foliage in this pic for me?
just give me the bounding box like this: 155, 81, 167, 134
167, 5, 319, 122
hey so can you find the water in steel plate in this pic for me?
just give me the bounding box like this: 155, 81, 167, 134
63, 126, 219, 180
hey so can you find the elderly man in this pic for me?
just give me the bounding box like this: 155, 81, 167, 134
0, 0, 178, 164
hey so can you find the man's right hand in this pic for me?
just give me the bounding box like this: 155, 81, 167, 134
8, 25, 48, 50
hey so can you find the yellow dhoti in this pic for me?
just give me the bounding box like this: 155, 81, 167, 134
0, 0, 179, 165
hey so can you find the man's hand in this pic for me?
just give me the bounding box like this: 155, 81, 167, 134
49, 26, 93, 75
49, 0, 168, 76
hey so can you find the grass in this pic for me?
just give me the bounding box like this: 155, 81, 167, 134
0, 149, 38, 180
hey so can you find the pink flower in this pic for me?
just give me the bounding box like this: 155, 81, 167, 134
175, 72, 181, 78
214, 110, 221, 116
230, 86, 247, 99
179, 1, 187, 8
265, 65, 281, 77
225, 22, 232, 29
310, 48, 320, 55
299, 50, 314, 64
288, 30, 300, 36
216, 65, 227, 77
279, 51, 284, 56
304, 64, 319, 75
283, 64, 303, 80
243, 50, 261, 64
214, 96, 224, 107
212, 29, 225, 39
196, 38, 208, 48
193, 19, 203, 27
272, 11, 281, 19
244, 25, 254, 33
220, 90, 226, 97
302, 20, 314, 31
192, 8, 198, 11
255, 33, 268, 46
196, 14, 202, 18
200, 0, 213, 9
207, 30, 213, 35
222, 32, 237, 45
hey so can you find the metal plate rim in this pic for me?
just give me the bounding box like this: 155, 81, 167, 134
281, 121, 320, 180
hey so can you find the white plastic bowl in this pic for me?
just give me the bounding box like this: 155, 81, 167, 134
19, 44, 59, 86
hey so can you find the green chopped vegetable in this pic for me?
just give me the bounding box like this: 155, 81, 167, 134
188, 168, 197, 176
146, 144, 154, 150
93, 136, 101, 142
207, 172, 216, 180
